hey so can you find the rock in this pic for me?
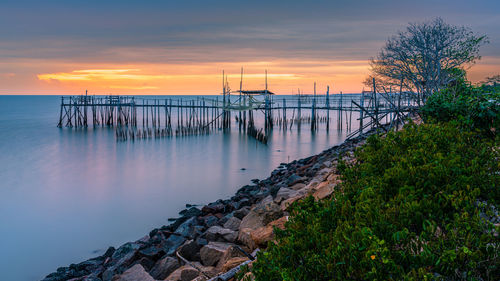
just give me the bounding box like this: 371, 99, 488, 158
138, 244, 165, 260
201, 203, 225, 214
327, 173, 341, 183
274, 187, 299, 203
223, 217, 241, 231
286, 173, 303, 186
175, 217, 200, 238
237, 228, 256, 251
102, 243, 141, 281
313, 182, 335, 200
202, 215, 219, 228
149, 257, 180, 280
112, 264, 155, 281
179, 207, 202, 218
220, 257, 249, 273
165, 265, 199, 281
204, 226, 237, 243
250, 216, 288, 247
178, 239, 202, 261
218, 212, 233, 225
252, 195, 283, 225
200, 242, 232, 266
239, 211, 264, 232
135, 257, 154, 271
163, 234, 186, 256
280, 194, 303, 211
215, 245, 247, 272
233, 206, 251, 220
289, 183, 306, 190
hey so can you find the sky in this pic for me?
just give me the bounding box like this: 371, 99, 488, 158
0, 0, 499, 95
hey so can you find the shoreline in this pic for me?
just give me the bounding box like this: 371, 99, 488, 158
42, 129, 379, 281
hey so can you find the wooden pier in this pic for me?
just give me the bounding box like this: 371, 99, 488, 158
57, 78, 419, 143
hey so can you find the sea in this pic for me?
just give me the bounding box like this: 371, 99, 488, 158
0, 95, 359, 280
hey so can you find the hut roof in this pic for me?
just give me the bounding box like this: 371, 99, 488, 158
238, 90, 275, 95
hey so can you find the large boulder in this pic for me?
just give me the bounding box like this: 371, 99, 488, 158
223, 216, 241, 231
215, 245, 247, 272
274, 187, 299, 203
233, 206, 251, 220
313, 182, 335, 200
102, 243, 141, 281
165, 265, 200, 281
178, 239, 202, 261
111, 264, 155, 281
252, 195, 283, 225
148, 256, 180, 280
237, 228, 256, 252
199, 242, 232, 266
250, 216, 288, 247
204, 226, 237, 243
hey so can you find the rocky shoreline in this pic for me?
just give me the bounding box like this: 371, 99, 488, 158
42, 130, 377, 281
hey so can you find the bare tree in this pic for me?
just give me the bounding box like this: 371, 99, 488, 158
369, 18, 488, 103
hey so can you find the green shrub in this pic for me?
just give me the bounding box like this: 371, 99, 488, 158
249, 122, 499, 280
421, 77, 500, 137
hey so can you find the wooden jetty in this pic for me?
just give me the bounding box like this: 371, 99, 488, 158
57, 76, 419, 143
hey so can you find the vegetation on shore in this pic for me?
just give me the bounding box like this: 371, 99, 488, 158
243, 74, 499, 280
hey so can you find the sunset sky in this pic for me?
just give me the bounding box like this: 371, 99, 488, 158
1, 0, 499, 95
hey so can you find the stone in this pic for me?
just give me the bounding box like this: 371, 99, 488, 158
175, 217, 200, 238
215, 245, 247, 272
220, 257, 249, 273
239, 210, 264, 232
199, 242, 232, 266
223, 216, 241, 231
274, 187, 299, 203
112, 264, 155, 281
202, 215, 219, 228
163, 233, 186, 256
179, 207, 202, 218
149, 257, 180, 280
237, 228, 256, 252
102, 243, 141, 281
233, 206, 251, 219
280, 195, 303, 211
289, 183, 306, 190
138, 244, 165, 260
165, 265, 199, 281
250, 216, 288, 247
313, 182, 335, 200
135, 257, 154, 271
204, 226, 237, 243
327, 173, 342, 184
252, 195, 283, 225
286, 173, 303, 186
178, 239, 202, 261
201, 203, 225, 214
218, 213, 233, 225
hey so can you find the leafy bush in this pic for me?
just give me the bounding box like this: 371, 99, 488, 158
421, 77, 500, 137
248, 122, 499, 280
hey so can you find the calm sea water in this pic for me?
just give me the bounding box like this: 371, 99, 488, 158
0, 95, 354, 281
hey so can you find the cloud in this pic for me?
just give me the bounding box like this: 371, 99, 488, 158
37, 69, 169, 82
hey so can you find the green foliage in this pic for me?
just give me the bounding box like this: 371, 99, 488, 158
421, 75, 500, 137
248, 123, 500, 280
